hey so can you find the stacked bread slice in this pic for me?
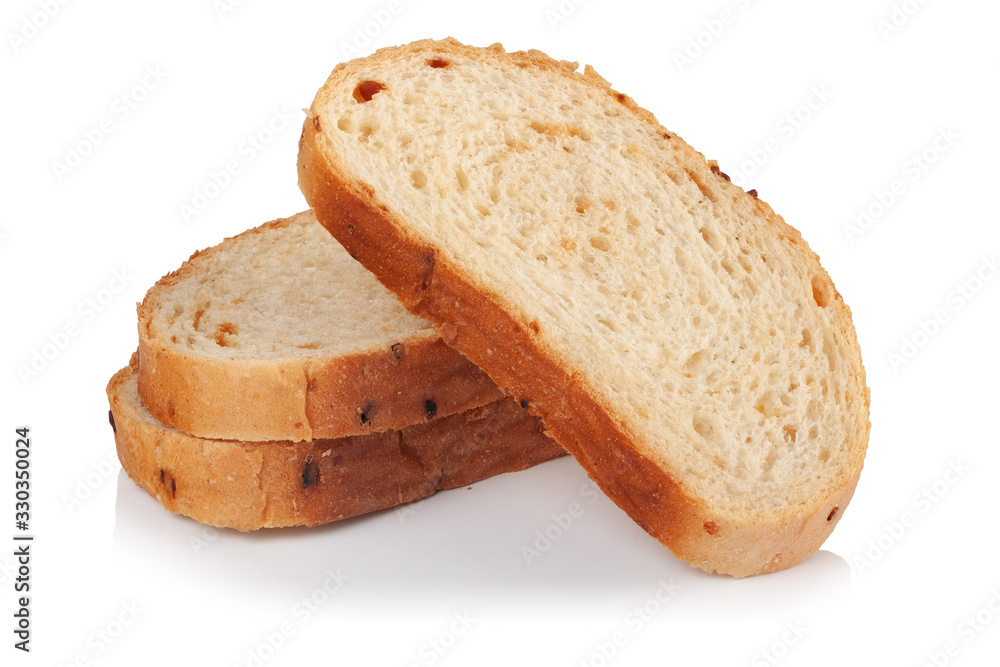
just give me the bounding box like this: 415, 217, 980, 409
107, 211, 565, 530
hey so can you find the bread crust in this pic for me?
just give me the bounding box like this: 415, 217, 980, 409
298, 38, 870, 576
137, 213, 504, 442
110, 356, 565, 531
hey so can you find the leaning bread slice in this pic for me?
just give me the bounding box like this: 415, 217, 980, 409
110, 355, 564, 530
298, 38, 870, 577
138, 210, 503, 442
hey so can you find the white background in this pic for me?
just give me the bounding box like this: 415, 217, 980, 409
2, 0, 999, 665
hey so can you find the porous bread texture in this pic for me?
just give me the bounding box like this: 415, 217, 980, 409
299, 38, 870, 576
138, 211, 503, 441
110, 356, 565, 530
151, 211, 426, 360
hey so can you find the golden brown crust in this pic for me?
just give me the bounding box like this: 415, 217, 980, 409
136, 213, 504, 442
110, 357, 565, 531
298, 38, 870, 577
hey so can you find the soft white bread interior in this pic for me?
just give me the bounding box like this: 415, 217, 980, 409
298, 38, 870, 576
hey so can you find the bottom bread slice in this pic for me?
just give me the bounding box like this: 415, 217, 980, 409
108, 356, 565, 531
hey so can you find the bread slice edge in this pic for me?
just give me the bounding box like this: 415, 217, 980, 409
110, 354, 565, 531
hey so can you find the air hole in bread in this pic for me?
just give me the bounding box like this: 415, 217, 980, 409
590, 235, 611, 252
353, 80, 385, 103
411, 170, 428, 189
575, 195, 592, 214
699, 226, 723, 252
337, 116, 355, 132
213, 322, 238, 347
811, 275, 831, 307
427, 58, 450, 68
684, 349, 712, 375
763, 448, 779, 473
692, 416, 710, 438
783, 425, 798, 444
823, 336, 837, 371
738, 244, 754, 265
456, 168, 470, 191
697, 283, 711, 307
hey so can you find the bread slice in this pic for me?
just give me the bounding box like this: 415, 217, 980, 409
110, 355, 564, 530
298, 38, 870, 577
137, 210, 503, 442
